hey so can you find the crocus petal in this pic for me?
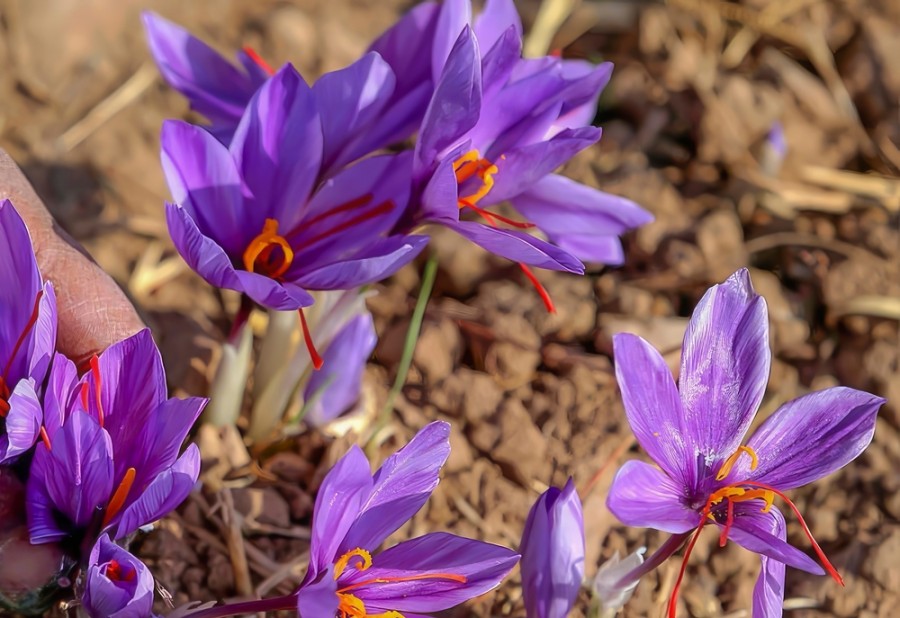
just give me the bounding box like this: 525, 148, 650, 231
417, 27, 482, 172
295, 235, 428, 291
606, 460, 700, 533
725, 503, 823, 575
306, 446, 373, 577
28, 412, 114, 538
432, 0, 473, 79
142, 12, 259, 126
114, 444, 200, 539
741, 387, 885, 490
293, 153, 413, 264
511, 174, 653, 264
230, 63, 323, 232
520, 479, 585, 618
474, 0, 523, 53
41, 352, 79, 440
487, 127, 601, 202
297, 566, 339, 618
313, 52, 397, 172
0, 379, 42, 462
166, 202, 314, 310
549, 61, 613, 134
340, 422, 451, 554
0, 199, 43, 375
679, 268, 770, 488
160, 119, 247, 254
446, 220, 584, 273
612, 334, 692, 487
83, 535, 155, 618
479, 26, 521, 101
303, 313, 376, 427
340, 532, 519, 613
26, 281, 57, 383
754, 550, 786, 618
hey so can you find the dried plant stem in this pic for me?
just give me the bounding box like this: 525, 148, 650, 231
370, 254, 438, 442
202, 320, 253, 427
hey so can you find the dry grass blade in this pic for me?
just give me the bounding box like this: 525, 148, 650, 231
799, 166, 900, 212
220, 488, 254, 598
523, 0, 580, 57
830, 296, 900, 321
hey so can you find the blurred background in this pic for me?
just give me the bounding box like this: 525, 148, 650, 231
0, 0, 898, 615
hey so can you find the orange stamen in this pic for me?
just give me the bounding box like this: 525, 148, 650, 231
334, 548, 372, 579
243, 219, 294, 278
519, 263, 556, 313
39, 426, 52, 451
715, 445, 759, 481
298, 309, 323, 370
103, 467, 136, 527
89, 356, 104, 428
241, 46, 275, 76
668, 511, 710, 618
453, 150, 498, 208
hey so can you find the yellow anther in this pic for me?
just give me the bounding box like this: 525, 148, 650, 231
334, 548, 372, 580
242, 218, 294, 278
715, 445, 759, 481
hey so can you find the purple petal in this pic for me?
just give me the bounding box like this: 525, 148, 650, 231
340, 422, 451, 554
40, 352, 79, 440
314, 52, 397, 172
741, 387, 885, 490
114, 445, 200, 539
297, 566, 339, 618
474, 0, 523, 53
160, 119, 247, 255
166, 202, 315, 310
679, 269, 770, 488
520, 479, 585, 618
83, 534, 155, 618
611, 334, 692, 487
753, 534, 787, 617
293, 153, 413, 264
368, 1, 438, 92
26, 281, 58, 383
142, 12, 259, 126
306, 446, 373, 577
0, 379, 42, 462
303, 313, 376, 427
606, 460, 700, 533
432, 0, 473, 79
230, 64, 323, 232
487, 127, 601, 202
479, 27, 521, 101
726, 503, 823, 575
416, 27, 482, 172
295, 235, 428, 290
27, 412, 114, 540
549, 61, 613, 134
446, 220, 584, 273
511, 174, 653, 263
340, 532, 518, 613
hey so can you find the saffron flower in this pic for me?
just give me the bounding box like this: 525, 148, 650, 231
405, 0, 652, 309
81, 534, 155, 618
606, 269, 885, 617
161, 63, 427, 317
520, 479, 585, 618
27, 329, 205, 547
296, 421, 519, 616
0, 199, 57, 464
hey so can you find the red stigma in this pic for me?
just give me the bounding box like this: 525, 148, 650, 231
519, 263, 556, 313
242, 46, 275, 76
295, 198, 392, 248
89, 356, 104, 428
0, 290, 44, 417
103, 467, 136, 527
298, 309, 323, 370
104, 559, 136, 583
668, 510, 710, 618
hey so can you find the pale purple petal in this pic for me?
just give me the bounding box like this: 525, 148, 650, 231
340, 532, 519, 613
446, 220, 584, 273
114, 445, 200, 540
40, 352, 78, 440
432, 0, 473, 79
26, 281, 57, 383
740, 387, 885, 490
612, 334, 692, 487
606, 460, 700, 533
304, 313, 376, 427
295, 235, 428, 290
479, 27, 521, 101
83, 535, 155, 618
230, 64, 323, 232
725, 503, 823, 575
0, 379, 42, 462
520, 479, 585, 618
474, 0, 523, 53
679, 268, 770, 490
297, 566, 339, 618
340, 422, 451, 553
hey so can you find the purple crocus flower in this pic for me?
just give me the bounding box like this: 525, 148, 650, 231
81, 534, 155, 618
405, 0, 652, 310
0, 199, 57, 463
520, 479, 585, 618
26, 329, 205, 548
605, 269, 885, 617
160, 63, 427, 322
302, 312, 377, 427
296, 421, 519, 616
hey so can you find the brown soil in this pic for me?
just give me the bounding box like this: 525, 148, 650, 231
1, 0, 898, 617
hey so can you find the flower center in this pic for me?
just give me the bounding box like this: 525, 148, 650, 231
332, 547, 467, 618
0, 290, 44, 418
103, 558, 136, 583
667, 445, 843, 618
243, 219, 295, 279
